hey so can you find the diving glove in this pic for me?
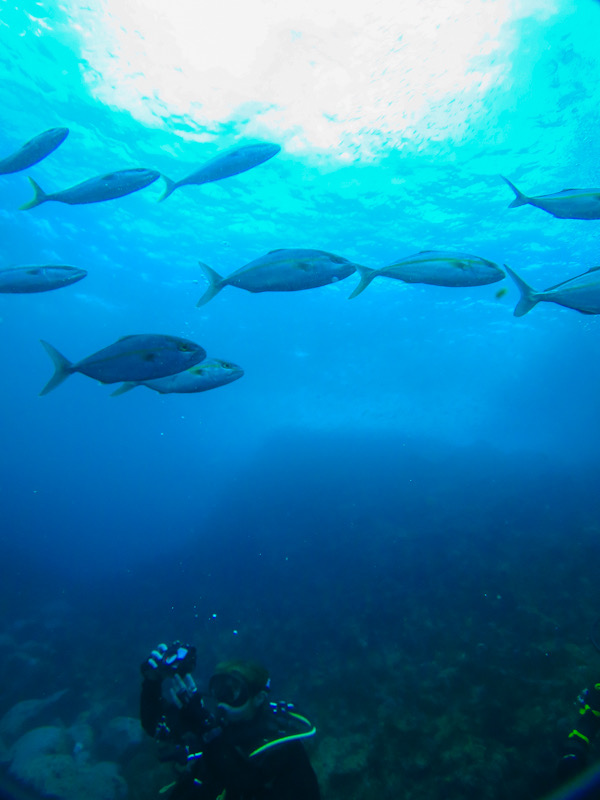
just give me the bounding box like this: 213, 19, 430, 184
141, 641, 197, 682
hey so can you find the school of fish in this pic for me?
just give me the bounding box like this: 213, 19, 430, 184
1, 125, 599, 397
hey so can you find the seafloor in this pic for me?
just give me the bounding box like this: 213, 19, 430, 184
1, 437, 599, 800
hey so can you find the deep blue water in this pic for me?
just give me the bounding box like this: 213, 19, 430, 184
1, 2, 600, 800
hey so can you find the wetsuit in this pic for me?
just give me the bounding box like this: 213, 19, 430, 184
141, 678, 321, 800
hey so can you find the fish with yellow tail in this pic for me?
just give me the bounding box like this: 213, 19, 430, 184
0, 127, 68, 175
21, 168, 160, 210
160, 142, 281, 201
39, 334, 206, 395
505, 264, 600, 316
196, 249, 358, 306
501, 176, 600, 220
348, 250, 504, 299
0, 265, 86, 293
111, 358, 244, 396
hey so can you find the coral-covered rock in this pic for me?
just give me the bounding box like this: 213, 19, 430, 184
99, 716, 144, 758
315, 733, 369, 779
9, 725, 127, 800
0, 689, 67, 742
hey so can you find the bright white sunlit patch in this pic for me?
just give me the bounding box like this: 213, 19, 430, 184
67, 0, 559, 158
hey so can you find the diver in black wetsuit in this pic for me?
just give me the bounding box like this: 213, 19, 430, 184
140, 642, 321, 800
556, 682, 600, 785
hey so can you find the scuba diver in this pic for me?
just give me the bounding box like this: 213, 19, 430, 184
556, 618, 600, 786
140, 642, 321, 800
556, 682, 600, 783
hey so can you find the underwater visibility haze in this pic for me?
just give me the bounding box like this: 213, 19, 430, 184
1, 2, 600, 799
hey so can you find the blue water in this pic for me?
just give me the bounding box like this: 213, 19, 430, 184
1, 2, 600, 799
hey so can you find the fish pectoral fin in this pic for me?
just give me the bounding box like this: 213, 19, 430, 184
27, 268, 44, 275
143, 352, 157, 361
294, 262, 312, 272
111, 382, 137, 396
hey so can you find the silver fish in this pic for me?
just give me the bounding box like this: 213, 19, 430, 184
197, 248, 358, 306
111, 357, 244, 396
0, 127, 69, 175
21, 168, 161, 210
0, 265, 86, 293
501, 176, 600, 220
505, 263, 600, 316
160, 142, 281, 201
348, 250, 504, 299
40, 334, 206, 395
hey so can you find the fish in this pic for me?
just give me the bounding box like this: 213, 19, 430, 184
111, 357, 244, 396
0, 127, 69, 175
348, 251, 504, 299
196, 249, 358, 306
159, 142, 281, 201
39, 334, 207, 395
501, 176, 600, 220
0, 265, 87, 293
504, 263, 600, 316
20, 168, 161, 210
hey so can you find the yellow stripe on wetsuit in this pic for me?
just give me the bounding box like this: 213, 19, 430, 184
569, 730, 590, 744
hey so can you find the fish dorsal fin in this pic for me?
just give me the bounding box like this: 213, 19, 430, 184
268, 249, 286, 254
586, 265, 600, 273
117, 335, 138, 341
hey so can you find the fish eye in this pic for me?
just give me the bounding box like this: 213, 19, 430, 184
177, 342, 193, 352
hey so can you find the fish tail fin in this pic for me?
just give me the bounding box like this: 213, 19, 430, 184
196, 262, 224, 306
158, 175, 177, 202
504, 264, 539, 316
500, 175, 529, 208
20, 177, 48, 210
110, 382, 137, 397
348, 265, 378, 299
39, 340, 73, 395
